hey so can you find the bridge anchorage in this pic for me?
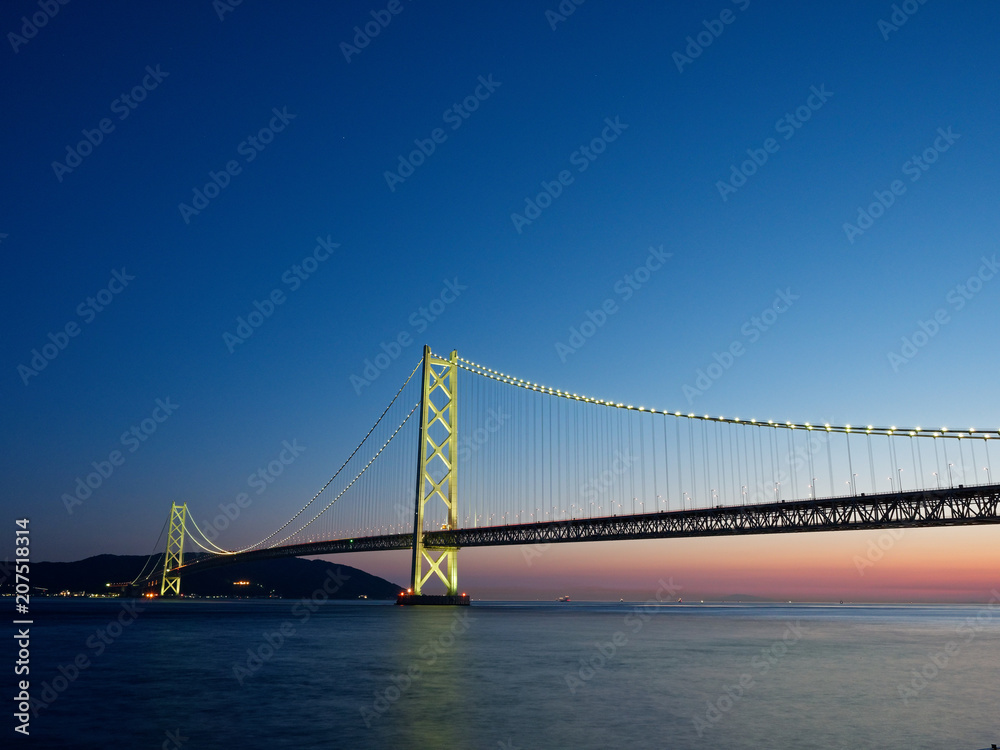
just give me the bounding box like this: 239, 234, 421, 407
140, 344, 1000, 602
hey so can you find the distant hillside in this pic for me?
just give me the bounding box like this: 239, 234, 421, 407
11, 554, 404, 599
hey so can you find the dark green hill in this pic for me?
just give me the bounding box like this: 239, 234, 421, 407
14, 554, 403, 599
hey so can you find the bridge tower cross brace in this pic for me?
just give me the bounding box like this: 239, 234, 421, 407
160, 502, 187, 596
409, 346, 459, 596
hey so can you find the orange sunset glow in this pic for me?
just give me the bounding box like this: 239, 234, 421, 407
331, 525, 1000, 603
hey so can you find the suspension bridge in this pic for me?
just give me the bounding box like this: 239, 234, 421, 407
126, 347, 1000, 603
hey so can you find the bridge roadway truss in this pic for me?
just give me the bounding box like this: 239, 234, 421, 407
165, 484, 1000, 579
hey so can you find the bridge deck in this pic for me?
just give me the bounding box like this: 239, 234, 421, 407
163, 484, 1000, 578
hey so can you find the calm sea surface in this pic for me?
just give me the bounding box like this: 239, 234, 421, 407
15, 598, 1000, 749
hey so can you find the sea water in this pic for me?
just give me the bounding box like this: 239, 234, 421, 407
17, 598, 1000, 749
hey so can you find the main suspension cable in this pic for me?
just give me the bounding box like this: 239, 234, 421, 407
186, 516, 234, 555
130, 515, 170, 584
456, 356, 998, 441
268, 401, 419, 548
229, 358, 423, 553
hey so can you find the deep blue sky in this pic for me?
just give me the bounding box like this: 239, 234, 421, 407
3, 1, 999, 590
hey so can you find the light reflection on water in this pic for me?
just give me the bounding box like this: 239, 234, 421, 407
22, 598, 1000, 749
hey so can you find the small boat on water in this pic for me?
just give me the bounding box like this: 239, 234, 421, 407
557, 595, 570, 602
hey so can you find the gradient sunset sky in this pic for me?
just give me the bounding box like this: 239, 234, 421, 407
3, 1, 1000, 601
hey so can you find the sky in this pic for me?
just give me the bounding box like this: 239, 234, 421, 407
2, 0, 999, 602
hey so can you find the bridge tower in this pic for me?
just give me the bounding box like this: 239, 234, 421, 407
160, 502, 187, 596
400, 347, 468, 605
